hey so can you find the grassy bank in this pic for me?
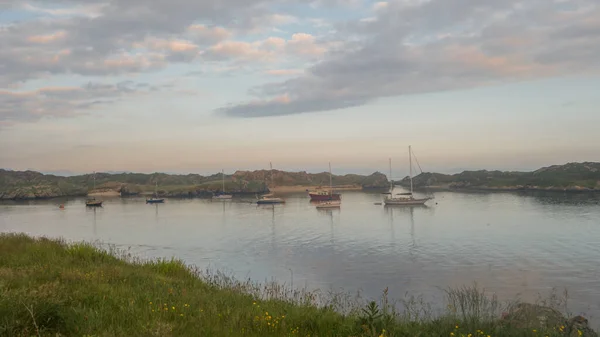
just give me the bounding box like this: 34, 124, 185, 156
0, 234, 589, 336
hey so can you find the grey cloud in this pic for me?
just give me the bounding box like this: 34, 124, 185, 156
217, 0, 600, 117
0, 81, 152, 123
0, 0, 280, 86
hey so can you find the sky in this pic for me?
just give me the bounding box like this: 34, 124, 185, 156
0, 0, 599, 177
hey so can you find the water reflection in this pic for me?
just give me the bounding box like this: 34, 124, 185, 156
1, 191, 600, 327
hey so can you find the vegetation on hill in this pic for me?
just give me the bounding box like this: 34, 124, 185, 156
0, 233, 595, 337
399, 162, 600, 192
0, 169, 389, 200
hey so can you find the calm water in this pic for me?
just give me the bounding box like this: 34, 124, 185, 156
2, 190, 600, 322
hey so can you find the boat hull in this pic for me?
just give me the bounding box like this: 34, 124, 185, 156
308, 193, 341, 201
213, 194, 233, 200
315, 201, 341, 209
384, 198, 429, 206
146, 199, 164, 204
257, 199, 285, 205
85, 201, 103, 207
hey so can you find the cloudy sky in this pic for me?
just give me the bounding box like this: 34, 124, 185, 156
1, 0, 598, 176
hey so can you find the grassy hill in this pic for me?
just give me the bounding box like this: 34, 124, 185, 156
0, 169, 389, 200
399, 162, 600, 192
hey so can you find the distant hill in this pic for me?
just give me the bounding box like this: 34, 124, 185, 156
0, 169, 389, 200
398, 162, 600, 192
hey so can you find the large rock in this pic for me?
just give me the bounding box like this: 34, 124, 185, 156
502, 303, 597, 337
567, 316, 598, 337
502, 303, 566, 329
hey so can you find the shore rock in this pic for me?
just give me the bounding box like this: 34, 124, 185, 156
502, 303, 597, 336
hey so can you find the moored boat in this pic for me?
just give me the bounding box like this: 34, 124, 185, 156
384, 145, 431, 206
315, 200, 341, 209
309, 163, 341, 201
86, 172, 103, 207
257, 196, 285, 204
213, 169, 233, 200
146, 182, 164, 204
308, 189, 341, 201
257, 162, 285, 204
85, 198, 103, 207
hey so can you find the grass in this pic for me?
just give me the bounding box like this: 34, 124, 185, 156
0, 233, 589, 337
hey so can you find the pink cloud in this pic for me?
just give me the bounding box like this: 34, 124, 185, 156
27, 31, 67, 44
265, 69, 304, 76
187, 24, 232, 42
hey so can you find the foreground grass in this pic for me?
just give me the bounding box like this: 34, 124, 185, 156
0, 234, 586, 336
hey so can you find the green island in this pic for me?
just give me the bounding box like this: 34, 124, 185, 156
0, 170, 389, 200
398, 162, 600, 193
0, 233, 596, 337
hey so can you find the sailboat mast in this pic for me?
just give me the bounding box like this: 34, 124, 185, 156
155, 181, 158, 196
222, 169, 225, 192
270, 162, 273, 187
93, 171, 96, 190
329, 162, 332, 195
409, 145, 413, 194
389, 158, 392, 190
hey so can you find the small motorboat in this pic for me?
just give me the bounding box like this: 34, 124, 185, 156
257, 196, 285, 205
146, 198, 164, 204
85, 198, 103, 207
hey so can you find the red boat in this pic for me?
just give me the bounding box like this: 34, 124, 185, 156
308, 189, 341, 201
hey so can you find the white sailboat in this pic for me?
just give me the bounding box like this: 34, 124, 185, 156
257, 162, 285, 204
384, 145, 430, 206
213, 169, 233, 200
316, 162, 340, 208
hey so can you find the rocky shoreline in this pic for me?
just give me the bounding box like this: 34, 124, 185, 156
411, 184, 600, 193
0, 169, 389, 201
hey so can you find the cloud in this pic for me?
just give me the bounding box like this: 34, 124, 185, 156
21, 3, 107, 18
186, 24, 232, 44
201, 33, 330, 63
0, 0, 282, 86
27, 31, 68, 43
265, 69, 304, 76
217, 0, 600, 117
0, 81, 152, 124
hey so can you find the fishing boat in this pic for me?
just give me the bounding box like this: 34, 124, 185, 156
86, 172, 103, 207
213, 169, 233, 200
315, 163, 341, 208
384, 145, 430, 206
308, 163, 341, 201
257, 162, 285, 204
146, 182, 165, 204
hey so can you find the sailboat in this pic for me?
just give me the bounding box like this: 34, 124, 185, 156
85, 171, 103, 207
257, 162, 285, 204
146, 181, 165, 204
308, 163, 341, 201
213, 169, 233, 200
384, 145, 430, 206
315, 163, 341, 208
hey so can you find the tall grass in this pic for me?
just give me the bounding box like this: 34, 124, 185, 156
0, 233, 586, 336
